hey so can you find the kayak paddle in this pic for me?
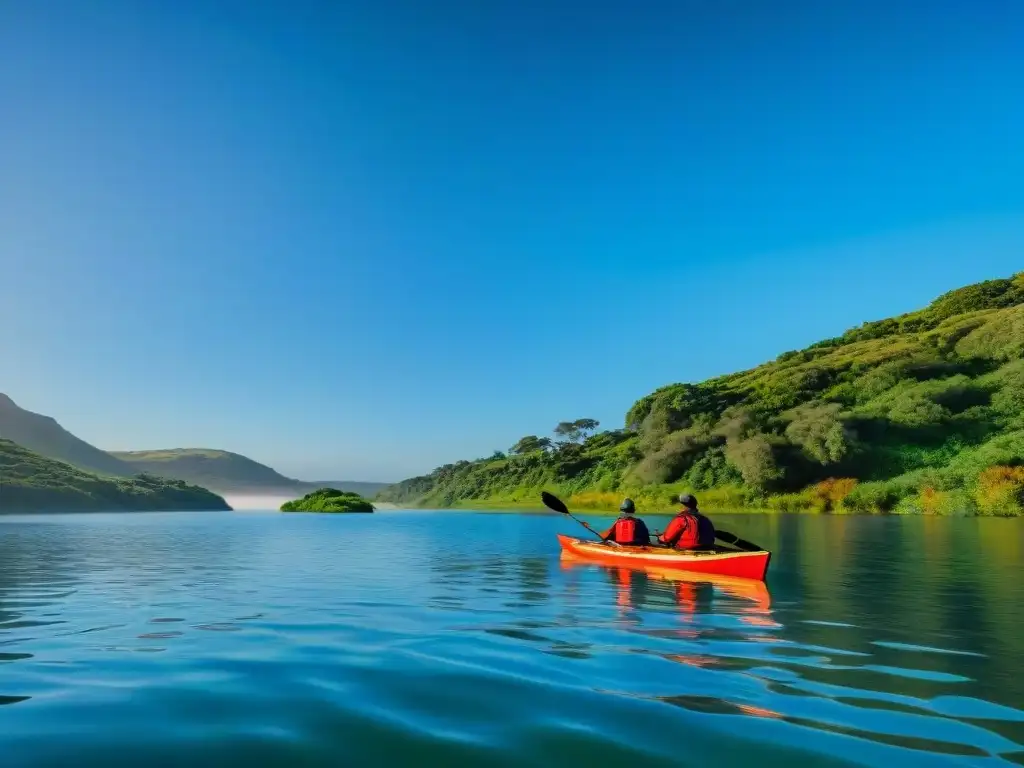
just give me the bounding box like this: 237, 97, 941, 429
540, 491, 621, 547
714, 528, 764, 553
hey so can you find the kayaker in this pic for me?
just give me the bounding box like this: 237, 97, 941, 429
600, 498, 651, 546
658, 494, 715, 550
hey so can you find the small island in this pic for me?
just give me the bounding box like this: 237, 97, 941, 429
280, 487, 375, 513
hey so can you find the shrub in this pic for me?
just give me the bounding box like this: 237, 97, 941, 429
973, 466, 1024, 516
893, 486, 970, 516
725, 434, 784, 492
808, 477, 859, 511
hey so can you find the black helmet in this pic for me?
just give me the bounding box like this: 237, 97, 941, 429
678, 493, 698, 509
619, 498, 636, 513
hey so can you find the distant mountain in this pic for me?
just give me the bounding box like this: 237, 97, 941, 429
111, 448, 297, 492
110, 448, 389, 497
0, 393, 388, 498
0, 438, 231, 513
0, 394, 134, 477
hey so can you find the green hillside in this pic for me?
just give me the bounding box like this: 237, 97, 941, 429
111, 448, 388, 497
0, 439, 232, 513
378, 273, 1024, 516
0, 394, 135, 477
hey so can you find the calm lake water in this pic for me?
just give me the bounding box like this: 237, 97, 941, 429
1, 510, 1022, 767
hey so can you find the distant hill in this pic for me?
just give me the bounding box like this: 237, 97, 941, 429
0, 439, 231, 513
0, 394, 134, 477
110, 448, 388, 497
0, 395, 388, 499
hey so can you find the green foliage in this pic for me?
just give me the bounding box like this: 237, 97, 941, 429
553, 418, 600, 444
724, 434, 784, 492
784, 403, 854, 464
953, 304, 1024, 362
680, 445, 743, 490
280, 488, 375, 513
984, 359, 1024, 425
509, 435, 552, 455
377, 272, 1024, 516
0, 439, 231, 512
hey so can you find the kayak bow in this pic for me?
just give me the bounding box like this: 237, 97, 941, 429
556, 534, 771, 581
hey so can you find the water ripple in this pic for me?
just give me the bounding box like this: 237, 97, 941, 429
0, 511, 1021, 767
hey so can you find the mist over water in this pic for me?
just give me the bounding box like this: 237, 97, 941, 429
221, 493, 295, 510
0, 510, 1021, 767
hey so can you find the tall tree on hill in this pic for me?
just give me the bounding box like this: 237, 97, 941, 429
510, 436, 552, 455
553, 418, 600, 444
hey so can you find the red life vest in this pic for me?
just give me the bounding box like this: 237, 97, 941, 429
663, 511, 713, 549
614, 517, 637, 543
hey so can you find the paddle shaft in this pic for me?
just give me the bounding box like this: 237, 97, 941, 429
567, 510, 602, 539
541, 491, 620, 547
570, 513, 623, 547
714, 528, 763, 552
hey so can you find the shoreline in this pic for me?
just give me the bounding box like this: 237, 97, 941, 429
390, 494, 1022, 517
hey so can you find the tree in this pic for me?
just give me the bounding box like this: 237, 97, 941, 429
553, 422, 578, 443
725, 434, 784, 492
510, 435, 552, 455
553, 418, 601, 444
784, 403, 854, 465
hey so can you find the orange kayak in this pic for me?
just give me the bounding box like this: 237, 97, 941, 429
556, 533, 771, 581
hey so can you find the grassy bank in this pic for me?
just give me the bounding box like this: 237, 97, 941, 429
443, 473, 1024, 517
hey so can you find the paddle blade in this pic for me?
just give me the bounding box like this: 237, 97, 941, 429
540, 491, 569, 514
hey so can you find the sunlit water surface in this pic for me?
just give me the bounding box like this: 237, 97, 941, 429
1, 510, 1021, 767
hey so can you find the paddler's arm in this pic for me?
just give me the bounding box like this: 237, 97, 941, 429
658, 517, 683, 548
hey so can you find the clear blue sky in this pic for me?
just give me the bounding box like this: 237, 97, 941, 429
2, 1, 1023, 482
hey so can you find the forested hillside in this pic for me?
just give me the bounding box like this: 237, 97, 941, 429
378, 273, 1024, 515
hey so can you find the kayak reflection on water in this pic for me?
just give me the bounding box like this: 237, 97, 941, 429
559, 556, 775, 627
560, 557, 781, 674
